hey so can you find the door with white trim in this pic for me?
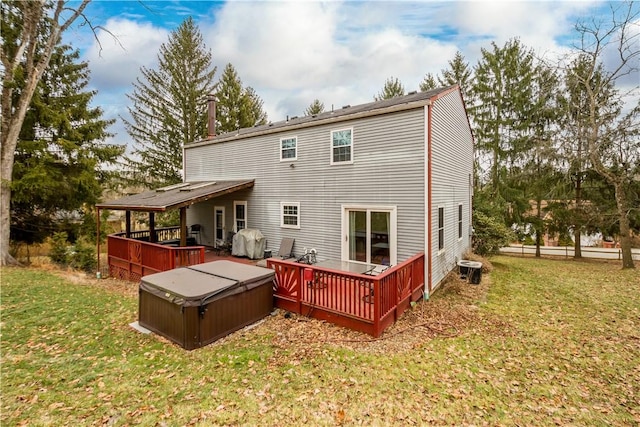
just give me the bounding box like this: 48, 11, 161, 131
214, 206, 225, 246
342, 205, 397, 266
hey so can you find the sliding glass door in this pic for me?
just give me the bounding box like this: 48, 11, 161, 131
344, 206, 396, 266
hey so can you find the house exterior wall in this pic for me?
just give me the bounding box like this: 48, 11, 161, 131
428, 90, 474, 290
183, 87, 473, 291
184, 108, 427, 263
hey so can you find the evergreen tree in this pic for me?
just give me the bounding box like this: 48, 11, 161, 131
374, 76, 405, 101
11, 45, 122, 245
305, 99, 325, 116
471, 38, 538, 225
216, 63, 267, 133
1, 0, 91, 265
516, 64, 562, 256
439, 51, 474, 104
419, 73, 437, 92
124, 17, 217, 188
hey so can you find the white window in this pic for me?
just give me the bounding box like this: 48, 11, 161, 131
438, 206, 445, 252
458, 204, 463, 240
233, 201, 247, 232
281, 202, 300, 229
331, 128, 353, 165
342, 205, 397, 266
280, 136, 297, 161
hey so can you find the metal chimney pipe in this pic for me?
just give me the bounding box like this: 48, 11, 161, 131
207, 94, 216, 138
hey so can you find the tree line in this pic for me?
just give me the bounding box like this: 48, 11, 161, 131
1, 1, 638, 269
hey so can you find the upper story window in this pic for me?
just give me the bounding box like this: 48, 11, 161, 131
331, 128, 353, 165
281, 202, 300, 229
280, 136, 297, 161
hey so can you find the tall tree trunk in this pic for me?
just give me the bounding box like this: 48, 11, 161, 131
614, 181, 634, 269
535, 199, 542, 258
0, 0, 90, 266
574, 174, 583, 258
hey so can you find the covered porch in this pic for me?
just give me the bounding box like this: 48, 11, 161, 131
96, 180, 255, 282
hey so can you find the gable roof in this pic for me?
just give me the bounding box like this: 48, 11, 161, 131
96, 180, 255, 212
187, 85, 458, 148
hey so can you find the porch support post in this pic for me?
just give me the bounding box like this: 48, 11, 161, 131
125, 210, 131, 238
149, 212, 156, 243
180, 207, 187, 246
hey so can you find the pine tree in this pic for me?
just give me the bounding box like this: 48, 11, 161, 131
305, 99, 325, 116
1, 0, 91, 265
374, 77, 405, 101
419, 73, 437, 92
11, 45, 123, 245
216, 63, 267, 133
471, 38, 538, 224
439, 51, 474, 104
124, 17, 216, 188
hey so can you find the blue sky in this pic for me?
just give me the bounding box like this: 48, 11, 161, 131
61, 1, 629, 150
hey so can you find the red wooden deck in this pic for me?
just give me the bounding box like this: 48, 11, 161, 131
106, 231, 425, 336
267, 253, 425, 337
107, 234, 205, 282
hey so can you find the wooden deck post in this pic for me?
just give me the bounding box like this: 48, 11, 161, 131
125, 211, 131, 238
180, 207, 187, 246
149, 212, 156, 243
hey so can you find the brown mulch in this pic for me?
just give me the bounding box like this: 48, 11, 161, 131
256, 272, 503, 356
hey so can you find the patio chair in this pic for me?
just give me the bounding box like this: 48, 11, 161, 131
215, 231, 234, 255
277, 237, 295, 259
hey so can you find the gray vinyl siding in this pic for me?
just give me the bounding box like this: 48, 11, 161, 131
185, 108, 426, 262
429, 90, 474, 289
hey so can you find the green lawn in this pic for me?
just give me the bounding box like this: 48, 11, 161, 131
1, 257, 639, 426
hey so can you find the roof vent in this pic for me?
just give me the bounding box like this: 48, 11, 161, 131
179, 182, 217, 192
408, 90, 417, 95
291, 116, 298, 120
342, 105, 350, 109
156, 182, 190, 192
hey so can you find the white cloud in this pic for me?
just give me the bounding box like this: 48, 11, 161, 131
83, 18, 168, 90
71, 0, 636, 149
202, 1, 458, 120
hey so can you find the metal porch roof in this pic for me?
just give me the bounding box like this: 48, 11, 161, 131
96, 180, 254, 212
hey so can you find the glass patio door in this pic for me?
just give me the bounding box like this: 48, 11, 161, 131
345, 207, 394, 266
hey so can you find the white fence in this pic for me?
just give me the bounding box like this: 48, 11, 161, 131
500, 245, 640, 261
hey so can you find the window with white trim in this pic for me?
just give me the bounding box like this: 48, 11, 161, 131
233, 201, 247, 232
280, 136, 297, 161
331, 128, 353, 164
281, 202, 300, 229
458, 203, 463, 240
438, 206, 445, 252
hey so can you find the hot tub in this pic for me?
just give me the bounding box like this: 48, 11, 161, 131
139, 261, 274, 350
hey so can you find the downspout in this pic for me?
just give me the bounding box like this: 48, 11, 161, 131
425, 103, 433, 299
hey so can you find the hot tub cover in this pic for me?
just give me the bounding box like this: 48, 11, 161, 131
140, 261, 274, 307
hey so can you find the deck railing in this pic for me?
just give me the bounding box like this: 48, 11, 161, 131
107, 233, 205, 282
112, 226, 181, 243
267, 252, 425, 337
